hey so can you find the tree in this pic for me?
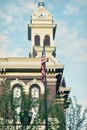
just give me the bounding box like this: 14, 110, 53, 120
66, 96, 87, 130
0, 80, 87, 130
0, 80, 65, 130
0, 79, 15, 129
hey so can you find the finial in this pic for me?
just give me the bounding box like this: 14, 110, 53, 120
38, 0, 45, 7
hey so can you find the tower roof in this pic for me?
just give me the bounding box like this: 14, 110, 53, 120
38, 0, 45, 7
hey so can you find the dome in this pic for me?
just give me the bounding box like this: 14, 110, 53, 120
38, 1, 45, 7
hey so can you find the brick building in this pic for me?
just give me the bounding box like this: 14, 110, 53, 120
0, 1, 71, 129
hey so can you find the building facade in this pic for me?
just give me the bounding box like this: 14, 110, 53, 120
0, 1, 71, 129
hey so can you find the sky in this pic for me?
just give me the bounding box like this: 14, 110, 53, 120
0, 0, 87, 110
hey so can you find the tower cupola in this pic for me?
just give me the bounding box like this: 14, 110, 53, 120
38, 0, 45, 7
28, 0, 57, 58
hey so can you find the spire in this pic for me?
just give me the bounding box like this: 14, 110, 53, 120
38, 0, 45, 7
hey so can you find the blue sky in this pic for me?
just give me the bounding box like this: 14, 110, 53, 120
0, 0, 87, 109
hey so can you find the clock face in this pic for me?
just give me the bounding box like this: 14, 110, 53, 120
13, 87, 21, 98
38, 12, 44, 18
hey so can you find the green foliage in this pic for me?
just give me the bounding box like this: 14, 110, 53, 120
0, 80, 87, 130
0, 80, 13, 121
48, 99, 66, 130
66, 96, 87, 130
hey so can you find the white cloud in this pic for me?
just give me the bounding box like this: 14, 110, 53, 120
6, 16, 13, 23
19, 1, 37, 11
80, 97, 87, 114
8, 48, 25, 57
0, 1, 37, 30
63, 4, 80, 15
0, 33, 11, 57
74, 20, 85, 28
73, 0, 87, 6
0, 47, 24, 58
55, 20, 87, 63
68, 38, 87, 62
0, 34, 9, 43
10, 26, 16, 31
0, 46, 8, 58
7, 0, 37, 16
0, 33, 24, 57
0, 11, 5, 18
82, 98, 87, 107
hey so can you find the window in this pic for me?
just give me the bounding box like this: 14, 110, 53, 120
13, 87, 21, 99
31, 84, 40, 99
30, 84, 40, 120
45, 35, 50, 46
35, 35, 40, 46
13, 84, 22, 116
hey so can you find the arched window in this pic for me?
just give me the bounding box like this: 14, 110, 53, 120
30, 84, 40, 120
35, 35, 40, 46
45, 35, 50, 46
13, 86, 21, 99
30, 84, 40, 99
13, 84, 22, 116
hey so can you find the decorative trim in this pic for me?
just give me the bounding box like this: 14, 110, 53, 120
27, 79, 44, 95
10, 78, 26, 91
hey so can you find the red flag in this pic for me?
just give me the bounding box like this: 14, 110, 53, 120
41, 50, 45, 82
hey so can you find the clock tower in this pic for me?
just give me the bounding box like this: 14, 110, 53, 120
28, 1, 56, 58
0, 1, 71, 129
27, 0, 71, 108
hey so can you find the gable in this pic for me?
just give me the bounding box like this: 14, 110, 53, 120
32, 6, 53, 21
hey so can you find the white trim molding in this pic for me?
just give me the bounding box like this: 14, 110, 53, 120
10, 78, 26, 92
27, 79, 44, 95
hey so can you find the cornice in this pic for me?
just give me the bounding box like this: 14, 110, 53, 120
28, 24, 56, 28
